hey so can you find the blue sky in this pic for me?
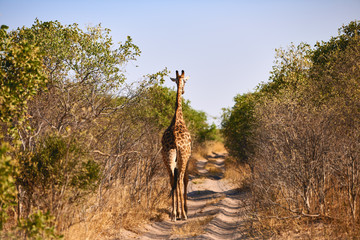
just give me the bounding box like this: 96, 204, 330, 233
1, 0, 359, 125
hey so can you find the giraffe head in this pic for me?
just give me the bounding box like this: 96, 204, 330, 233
170, 70, 189, 94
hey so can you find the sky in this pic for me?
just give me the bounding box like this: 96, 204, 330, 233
1, 0, 359, 125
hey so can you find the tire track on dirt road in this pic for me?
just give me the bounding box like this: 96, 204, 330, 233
139, 152, 252, 240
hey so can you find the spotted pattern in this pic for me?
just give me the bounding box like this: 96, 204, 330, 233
161, 70, 192, 221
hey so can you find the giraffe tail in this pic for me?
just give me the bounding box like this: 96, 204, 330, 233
170, 168, 178, 198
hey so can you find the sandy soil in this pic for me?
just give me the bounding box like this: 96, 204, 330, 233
137, 152, 252, 240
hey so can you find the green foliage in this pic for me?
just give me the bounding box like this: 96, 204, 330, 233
0, 20, 142, 234
142, 84, 215, 143
17, 210, 63, 239
259, 42, 312, 95
222, 42, 313, 165
0, 142, 16, 231
182, 101, 210, 142
222, 20, 360, 236
0, 24, 45, 232
312, 20, 360, 67
144, 67, 170, 85
198, 123, 222, 142
71, 158, 100, 190
0, 18, 222, 237
221, 93, 257, 164
142, 84, 177, 129
311, 20, 360, 105
12, 19, 140, 93
0, 24, 46, 135
19, 134, 100, 194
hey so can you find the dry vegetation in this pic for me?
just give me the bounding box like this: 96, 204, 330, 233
222, 21, 360, 239
1, 20, 219, 239
192, 141, 226, 159
172, 215, 214, 237
63, 178, 170, 239
63, 141, 224, 239
3, 16, 359, 240
224, 157, 251, 189
205, 196, 226, 206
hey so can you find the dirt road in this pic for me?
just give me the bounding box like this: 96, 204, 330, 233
139, 152, 251, 239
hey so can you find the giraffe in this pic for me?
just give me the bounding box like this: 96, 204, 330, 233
161, 70, 192, 221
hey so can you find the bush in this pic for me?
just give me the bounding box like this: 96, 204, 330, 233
0, 143, 16, 231
222, 20, 360, 238
17, 210, 63, 239
221, 93, 257, 165
17, 134, 100, 225
142, 84, 218, 144
1, 18, 216, 237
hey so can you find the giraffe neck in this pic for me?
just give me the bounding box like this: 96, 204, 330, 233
173, 82, 184, 127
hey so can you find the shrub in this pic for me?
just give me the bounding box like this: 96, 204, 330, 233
17, 134, 100, 226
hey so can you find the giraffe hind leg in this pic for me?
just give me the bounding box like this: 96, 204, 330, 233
178, 172, 187, 220
171, 184, 177, 221
184, 170, 189, 215
162, 148, 178, 221
178, 150, 191, 220
176, 178, 181, 220
171, 168, 180, 221
170, 168, 178, 197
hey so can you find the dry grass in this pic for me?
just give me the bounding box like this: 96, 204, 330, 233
62, 141, 227, 239
206, 195, 226, 206
192, 177, 206, 185
247, 175, 360, 239
187, 155, 199, 176
249, 189, 360, 239
205, 163, 223, 175
172, 216, 214, 237
188, 141, 226, 177
193, 141, 226, 159
249, 208, 342, 240
63, 177, 169, 239
224, 156, 251, 189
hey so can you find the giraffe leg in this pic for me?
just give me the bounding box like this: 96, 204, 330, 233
162, 148, 177, 221
172, 184, 177, 221
178, 172, 187, 220
170, 172, 177, 222
184, 169, 189, 215
176, 178, 181, 219
173, 167, 180, 221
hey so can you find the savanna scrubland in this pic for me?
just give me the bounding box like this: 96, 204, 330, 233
222, 20, 360, 239
1, 19, 359, 239
0, 20, 219, 239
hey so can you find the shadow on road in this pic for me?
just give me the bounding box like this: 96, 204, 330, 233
140, 151, 252, 240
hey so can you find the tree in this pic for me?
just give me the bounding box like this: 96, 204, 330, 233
142, 84, 213, 143
221, 92, 257, 166
1, 19, 215, 236
2, 19, 141, 231
0, 24, 46, 231
223, 20, 360, 237
310, 21, 360, 224
0, 24, 46, 134
10, 19, 140, 150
